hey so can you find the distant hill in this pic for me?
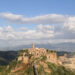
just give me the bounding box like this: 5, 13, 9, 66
57, 51, 75, 57
0, 42, 75, 51
0, 51, 18, 65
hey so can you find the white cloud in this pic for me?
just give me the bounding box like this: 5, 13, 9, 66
48, 39, 75, 44
0, 12, 67, 24
0, 27, 3, 36
0, 27, 3, 31
37, 24, 54, 32
18, 27, 28, 31
0, 24, 75, 47
63, 17, 75, 32
4, 26, 14, 32
0, 13, 75, 50
0, 25, 54, 40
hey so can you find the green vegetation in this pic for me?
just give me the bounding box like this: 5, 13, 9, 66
41, 55, 47, 61
18, 49, 33, 59
0, 50, 75, 75
0, 60, 75, 75
47, 62, 58, 71
9, 59, 17, 68
6, 59, 17, 73
37, 65, 45, 75
47, 50, 56, 53
24, 66, 34, 75
47, 62, 75, 75
19, 49, 28, 54
0, 66, 5, 72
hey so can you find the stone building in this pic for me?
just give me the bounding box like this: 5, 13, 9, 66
28, 43, 46, 57
46, 53, 58, 64
18, 43, 58, 64
46, 53, 57, 60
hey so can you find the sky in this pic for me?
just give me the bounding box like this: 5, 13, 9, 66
0, 0, 75, 51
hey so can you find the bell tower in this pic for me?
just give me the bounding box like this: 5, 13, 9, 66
32, 43, 35, 48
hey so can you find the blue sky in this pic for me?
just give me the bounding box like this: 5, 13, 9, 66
0, 0, 75, 51
0, 0, 75, 15
0, 0, 75, 28
0, 0, 75, 27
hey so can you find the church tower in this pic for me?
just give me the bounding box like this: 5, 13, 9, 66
32, 43, 35, 48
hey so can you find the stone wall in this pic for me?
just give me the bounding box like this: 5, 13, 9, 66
18, 56, 23, 61
46, 53, 58, 64
22, 56, 29, 64
28, 48, 46, 57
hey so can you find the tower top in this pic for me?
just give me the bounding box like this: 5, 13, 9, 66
32, 43, 35, 48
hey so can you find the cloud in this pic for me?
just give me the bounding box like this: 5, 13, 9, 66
0, 12, 67, 24
63, 16, 75, 32
0, 13, 75, 50
0, 25, 55, 49
18, 27, 28, 31
0, 27, 3, 36
0, 25, 54, 40
37, 24, 54, 32
4, 26, 14, 32
0, 24, 75, 47
1, 12, 75, 33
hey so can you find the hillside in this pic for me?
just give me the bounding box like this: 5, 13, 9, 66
0, 59, 75, 75
0, 49, 75, 75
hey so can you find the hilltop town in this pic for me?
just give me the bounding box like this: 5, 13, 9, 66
0, 44, 75, 75
18, 43, 58, 65
18, 43, 75, 70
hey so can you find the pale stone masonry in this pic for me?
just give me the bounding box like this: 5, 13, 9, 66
28, 43, 46, 56
18, 43, 58, 64
46, 53, 58, 64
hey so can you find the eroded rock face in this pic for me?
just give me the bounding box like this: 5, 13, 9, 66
40, 61, 51, 73
22, 56, 29, 64
18, 56, 23, 61
18, 52, 29, 64
46, 53, 58, 64
46, 53, 57, 60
